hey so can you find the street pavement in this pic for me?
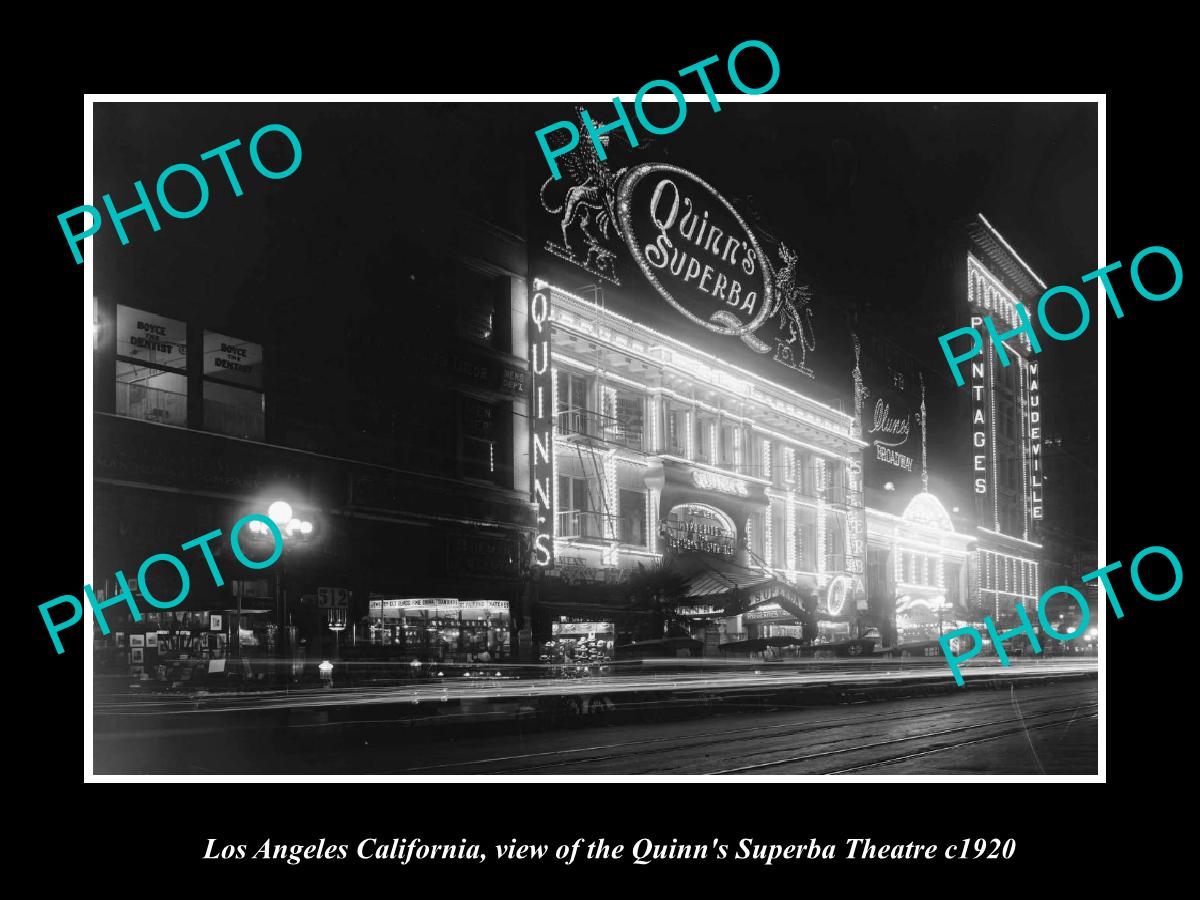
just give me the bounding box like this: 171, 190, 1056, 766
92, 659, 1097, 775
94, 656, 1096, 714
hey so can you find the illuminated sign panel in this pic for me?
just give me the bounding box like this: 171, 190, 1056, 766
969, 316, 988, 498
853, 334, 923, 512
529, 287, 554, 567
617, 163, 773, 339
664, 504, 736, 557
203, 331, 264, 389
844, 461, 866, 579
869, 390, 915, 476
1028, 360, 1042, 520
116, 305, 188, 369
534, 148, 855, 401
691, 469, 749, 497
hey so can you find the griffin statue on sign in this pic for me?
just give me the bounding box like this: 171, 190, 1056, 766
539, 109, 629, 282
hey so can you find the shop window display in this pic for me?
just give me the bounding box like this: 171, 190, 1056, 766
542, 619, 615, 673
92, 603, 275, 685
365, 598, 511, 662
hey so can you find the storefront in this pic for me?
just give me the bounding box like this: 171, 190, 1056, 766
91, 576, 282, 684
365, 598, 511, 662
541, 618, 616, 665
865, 492, 975, 652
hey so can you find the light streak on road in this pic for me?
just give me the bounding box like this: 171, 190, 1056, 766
94, 658, 1097, 718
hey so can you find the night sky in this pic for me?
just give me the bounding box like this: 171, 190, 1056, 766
94, 100, 1099, 538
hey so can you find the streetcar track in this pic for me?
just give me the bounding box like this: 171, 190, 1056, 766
393, 694, 1097, 774
707, 703, 1097, 774
823, 714, 1099, 773
390, 690, 1096, 772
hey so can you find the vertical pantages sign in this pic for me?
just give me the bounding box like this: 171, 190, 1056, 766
969, 316, 989, 501
529, 286, 555, 567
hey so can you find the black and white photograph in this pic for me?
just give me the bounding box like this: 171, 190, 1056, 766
80, 95, 1106, 779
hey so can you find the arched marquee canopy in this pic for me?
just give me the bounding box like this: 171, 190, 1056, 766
901, 492, 954, 532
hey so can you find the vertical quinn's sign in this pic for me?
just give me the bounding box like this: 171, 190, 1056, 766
1029, 360, 1043, 520
529, 288, 554, 567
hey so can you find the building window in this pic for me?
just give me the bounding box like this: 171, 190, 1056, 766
663, 400, 687, 456
619, 489, 647, 547
749, 433, 764, 479
719, 423, 738, 469
455, 265, 511, 352
797, 451, 817, 497
202, 330, 265, 441
117, 361, 187, 427
203, 380, 264, 441
694, 414, 715, 464
558, 475, 601, 538
115, 305, 188, 427
796, 506, 817, 571
460, 395, 501, 482
826, 461, 846, 504
612, 389, 644, 450
771, 506, 786, 569
556, 370, 590, 436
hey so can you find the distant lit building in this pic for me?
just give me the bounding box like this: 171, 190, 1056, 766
958, 214, 1047, 625
853, 331, 974, 652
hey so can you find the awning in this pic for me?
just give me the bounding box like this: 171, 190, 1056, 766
672, 555, 815, 615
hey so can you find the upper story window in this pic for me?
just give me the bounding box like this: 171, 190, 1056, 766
796, 451, 817, 497
770, 505, 786, 569
115, 305, 188, 428
460, 394, 510, 485
612, 388, 644, 451
619, 489, 647, 547
203, 331, 265, 441
662, 399, 687, 456
719, 423, 738, 471
555, 370, 591, 437
826, 460, 846, 503
454, 264, 511, 353
749, 433, 765, 480
795, 506, 817, 572
694, 413, 716, 464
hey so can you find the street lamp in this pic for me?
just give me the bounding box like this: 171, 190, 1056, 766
246, 500, 315, 680
268, 501, 294, 528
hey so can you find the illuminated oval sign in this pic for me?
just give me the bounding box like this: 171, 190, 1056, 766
616, 163, 773, 337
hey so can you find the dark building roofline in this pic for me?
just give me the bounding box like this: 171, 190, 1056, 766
967, 213, 1047, 301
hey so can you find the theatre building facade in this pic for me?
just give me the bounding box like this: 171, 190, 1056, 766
956, 216, 1047, 629
528, 280, 869, 657
524, 129, 1053, 659
526, 140, 886, 658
